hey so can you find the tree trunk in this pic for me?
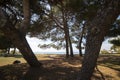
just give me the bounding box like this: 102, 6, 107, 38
68, 34, 74, 57
0, 8, 42, 67
78, 24, 86, 57
64, 26, 74, 58
64, 29, 69, 58
7, 48, 10, 54
78, 31, 83, 57
0, 0, 42, 67
64, 28, 74, 58
78, 38, 82, 57
0, 22, 42, 67
77, 1, 120, 80
12, 47, 16, 55
20, 0, 30, 34
62, 4, 70, 58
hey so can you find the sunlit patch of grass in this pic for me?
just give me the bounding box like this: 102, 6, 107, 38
98, 54, 120, 71
93, 65, 120, 80
100, 63, 120, 71
0, 54, 120, 80
0, 56, 26, 66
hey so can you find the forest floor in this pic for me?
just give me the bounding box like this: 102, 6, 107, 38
0, 54, 120, 80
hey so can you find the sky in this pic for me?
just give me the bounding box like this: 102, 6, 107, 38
26, 36, 112, 53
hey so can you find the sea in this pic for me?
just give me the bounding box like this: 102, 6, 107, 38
34, 52, 79, 54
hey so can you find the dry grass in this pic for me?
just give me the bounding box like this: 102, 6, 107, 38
0, 54, 120, 80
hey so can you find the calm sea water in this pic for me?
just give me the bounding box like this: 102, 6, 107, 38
34, 52, 79, 54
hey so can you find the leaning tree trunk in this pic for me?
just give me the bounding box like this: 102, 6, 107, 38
0, 7, 42, 67
0, 22, 42, 67
77, 1, 120, 80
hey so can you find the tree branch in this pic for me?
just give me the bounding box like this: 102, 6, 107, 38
20, 0, 30, 35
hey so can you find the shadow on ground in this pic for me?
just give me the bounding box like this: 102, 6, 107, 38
98, 55, 120, 71
0, 54, 23, 58
0, 63, 79, 80
0, 55, 120, 80
23, 66, 79, 80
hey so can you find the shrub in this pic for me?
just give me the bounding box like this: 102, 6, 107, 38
100, 49, 109, 54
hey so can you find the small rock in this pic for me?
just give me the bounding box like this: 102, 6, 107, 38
13, 60, 21, 64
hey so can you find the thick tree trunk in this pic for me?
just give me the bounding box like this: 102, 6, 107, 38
20, 0, 30, 34
0, 22, 42, 67
0, 0, 42, 67
77, 1, 120, 80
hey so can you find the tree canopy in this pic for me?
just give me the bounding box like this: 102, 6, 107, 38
0, 0, 120, 80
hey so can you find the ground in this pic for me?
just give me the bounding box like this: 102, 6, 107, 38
0, 54, 120, 80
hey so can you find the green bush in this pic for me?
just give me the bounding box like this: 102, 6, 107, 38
100, 49, 109, 54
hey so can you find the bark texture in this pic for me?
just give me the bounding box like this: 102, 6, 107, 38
20, 0, 30, 34
0, 0, 42, 67
77, 1, 120, 80
0, 21, 42, 67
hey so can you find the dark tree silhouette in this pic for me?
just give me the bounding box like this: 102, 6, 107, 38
0, 0, 41, 67
77, 0, 120, 80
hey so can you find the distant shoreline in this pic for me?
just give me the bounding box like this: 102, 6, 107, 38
34, 52, 79, 54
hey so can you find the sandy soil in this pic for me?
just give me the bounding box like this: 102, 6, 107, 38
0, 54, 120, 80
